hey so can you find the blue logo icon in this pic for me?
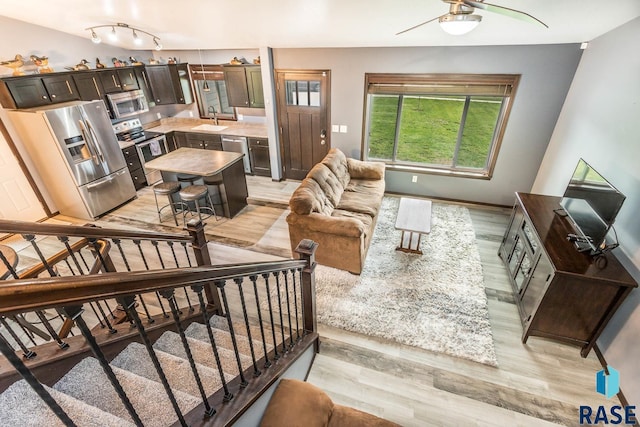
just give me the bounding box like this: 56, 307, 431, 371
596, 366, 620, 399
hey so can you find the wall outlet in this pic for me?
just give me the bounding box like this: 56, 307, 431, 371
332, 125, 339, 133
237, 114, 244, 121
339, 125, 347, 133
188, 111, 194, 117
156, 113, 162, 119
412, 175, 418, 183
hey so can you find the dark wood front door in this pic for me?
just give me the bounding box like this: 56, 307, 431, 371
276, 70, 330, 180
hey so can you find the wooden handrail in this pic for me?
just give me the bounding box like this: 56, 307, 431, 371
0, 260, 307, 316
0, 219, 192, 243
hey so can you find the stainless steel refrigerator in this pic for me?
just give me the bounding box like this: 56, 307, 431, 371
8, 100, 136, 220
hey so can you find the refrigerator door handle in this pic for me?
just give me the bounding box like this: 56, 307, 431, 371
78, 119, 100, 166
85, 169, 127, 190
84, 118, 106, 163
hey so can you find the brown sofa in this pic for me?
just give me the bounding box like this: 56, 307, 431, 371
260, 379, 400, 427
286, 148, 385, 274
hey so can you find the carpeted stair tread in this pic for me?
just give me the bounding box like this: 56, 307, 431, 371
111, 342, 234, 398
209, 314, 291, 350
153, 330, 252, 376
0, 379, 135, 427
185, 321, 273, 359
53, 357, 200, 427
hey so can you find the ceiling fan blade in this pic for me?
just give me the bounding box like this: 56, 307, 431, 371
462, 0, 548, 28
396, 15, 443, 35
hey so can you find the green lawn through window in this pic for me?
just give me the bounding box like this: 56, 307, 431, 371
368, 95, 502, 169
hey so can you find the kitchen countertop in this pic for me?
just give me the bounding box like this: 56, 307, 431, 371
144, 147, 244, 176
146, 118, 268, 139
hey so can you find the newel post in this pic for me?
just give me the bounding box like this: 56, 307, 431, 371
294, 239, 319, 351
186, 219, 223, 314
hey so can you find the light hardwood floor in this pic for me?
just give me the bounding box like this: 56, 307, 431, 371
11, 176, 620, 426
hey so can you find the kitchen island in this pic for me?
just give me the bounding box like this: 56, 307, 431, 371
144, 148, 248, 218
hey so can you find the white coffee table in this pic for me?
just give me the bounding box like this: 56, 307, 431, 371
394, 198, 432, 254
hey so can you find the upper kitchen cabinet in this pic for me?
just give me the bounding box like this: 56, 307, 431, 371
0, 74, 79, 109
222, 65, 264, 108
145, 64, 193, 105
73, 72, 106, 101
98, 67, 139, 93
133, 66, 154, 106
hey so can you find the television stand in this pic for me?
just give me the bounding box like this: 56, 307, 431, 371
498, 192, 637, 357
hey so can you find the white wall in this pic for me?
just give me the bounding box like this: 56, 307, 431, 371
273, 44, 583, 206
532, 17, 640, 406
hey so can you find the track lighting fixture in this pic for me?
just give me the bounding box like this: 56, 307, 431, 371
85, 23, 162, 50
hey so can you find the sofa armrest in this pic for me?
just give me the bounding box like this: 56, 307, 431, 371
347, 158, 385, 180
287, 212, 365, 238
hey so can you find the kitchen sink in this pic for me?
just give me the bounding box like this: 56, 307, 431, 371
191, 124, 228, 132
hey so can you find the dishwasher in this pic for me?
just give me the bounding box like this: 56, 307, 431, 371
221, 135, 251, 173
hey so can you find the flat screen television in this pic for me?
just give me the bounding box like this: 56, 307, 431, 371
560, 159, 625, 252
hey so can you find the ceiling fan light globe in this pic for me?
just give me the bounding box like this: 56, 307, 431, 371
439, 14, 482, 35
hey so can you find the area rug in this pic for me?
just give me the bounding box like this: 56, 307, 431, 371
315, 197, 498, 366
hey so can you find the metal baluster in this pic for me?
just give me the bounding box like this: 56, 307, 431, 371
234, 277, 260, 377
88, 239, 118, 321
273, 272, 287, 354
0, 250, 19, 279
116, 296, 188, 426
0, 334, 76, 426
33, 310, 69, 349
22, 234, 56, 276
160, 289, 215, 418
93, 300, 117, 334
262, 273, 279, 360
170, 241, 194, 313
12, 315, 39, 346
134, 240, 169, 318
60, 305, 143, 427
181, 242, 193, 267
191, 284, 233, 402
249, 275, 270, 368
0, 318, 36, 358
59, 236, 86, 274
88, 303, 106, 328
215, 280, 248, 387
113, 239, 154, 323
290, 268, 301, 342
62, 259, 76, 275
283, 271, 294, 349
76, 250, 90, 271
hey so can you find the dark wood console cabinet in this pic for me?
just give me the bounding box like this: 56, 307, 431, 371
498, 192, 637, 357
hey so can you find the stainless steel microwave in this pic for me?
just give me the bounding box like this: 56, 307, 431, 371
107, 89, 149, 119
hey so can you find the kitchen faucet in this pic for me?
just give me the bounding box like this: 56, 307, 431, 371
208, 106, 219, 125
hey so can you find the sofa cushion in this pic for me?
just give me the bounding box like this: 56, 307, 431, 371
289, 179, 334, 216
331, 209, 374, 232
259, 379, 334, 427
336, 191, 381, 217
308, 163, 345, 208
347, 157, 385, 180
322, 148, 351, 188
346, 178, 386, 198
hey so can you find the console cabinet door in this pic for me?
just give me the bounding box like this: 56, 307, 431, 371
521, 253, 554, 324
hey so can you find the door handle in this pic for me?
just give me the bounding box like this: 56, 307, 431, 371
320, 129, 326, 139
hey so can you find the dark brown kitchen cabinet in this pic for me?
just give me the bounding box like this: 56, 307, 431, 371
0, 77, 51, 108
0, 74, 79, 109
121, 146, 146, 190
73, 72, 105, 100
117, 68, 139, 91
98, 69, 123, 93
186, 132, 222, 150
41, 74, 79, 103
248, 137, 271, 176
134, 66, 154, 106
498, 192, 637, 357
222, 65, 264, 108
145, 64, 193, 105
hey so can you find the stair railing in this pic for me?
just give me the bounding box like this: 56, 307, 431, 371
1, 218, 319, 426
0, 218, 218, 357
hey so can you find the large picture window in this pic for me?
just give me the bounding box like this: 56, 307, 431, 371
189, 64, 236, 120
363, 74, 519, 178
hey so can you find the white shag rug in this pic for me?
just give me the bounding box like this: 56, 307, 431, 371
315, 197, 498, 367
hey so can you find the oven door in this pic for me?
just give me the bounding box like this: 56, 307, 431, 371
136, 136, 168, 184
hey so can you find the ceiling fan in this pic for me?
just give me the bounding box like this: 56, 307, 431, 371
396, 0, 548, 36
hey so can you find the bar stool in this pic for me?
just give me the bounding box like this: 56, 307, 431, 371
203, 174, 224, 211
176, 173, 201, 187
153, 181, 187, 226
179, 185, 218, 222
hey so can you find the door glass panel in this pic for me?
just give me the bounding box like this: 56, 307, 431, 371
285, 80, 321, 106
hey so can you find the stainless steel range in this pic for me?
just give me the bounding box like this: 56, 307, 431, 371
113, 118, 168, 185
